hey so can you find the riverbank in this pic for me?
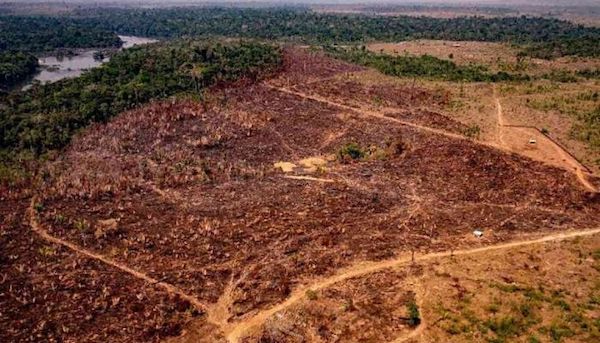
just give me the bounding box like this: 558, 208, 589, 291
20, 35, 157, 90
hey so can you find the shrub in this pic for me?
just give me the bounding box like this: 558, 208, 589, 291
337, 143, 366, 162
74, 219, 90, 232
38, 246, 56, 256
33, 202, 44, 213
549, 322, 574, 342
485, 316, 519, 338
407, 300, 421, 327
463, 125, 481, 139
305, 289, 318, 300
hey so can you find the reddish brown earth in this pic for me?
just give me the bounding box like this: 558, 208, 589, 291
2, 48, 599, 343
247, 269, 417, 343
0, 195, 200, 342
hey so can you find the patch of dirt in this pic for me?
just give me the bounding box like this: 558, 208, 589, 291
269, 47, 364, 88
274, 162, 297, 173
287, 76, 448, 113
298, 156, 331, 173
385, 109, 468, 134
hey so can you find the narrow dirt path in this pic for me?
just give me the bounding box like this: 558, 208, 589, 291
225, 227, 600, 342
265, 84, 494, 148
492, 86, 597, 192
267, 84, 597, 192
27, 198, 211, 317
494, 88, 507, 148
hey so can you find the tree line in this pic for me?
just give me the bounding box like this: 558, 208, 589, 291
70, 7, 599, 58
0, 40, 281, 163
326, 46, 528, 82
0, 16, 122, 89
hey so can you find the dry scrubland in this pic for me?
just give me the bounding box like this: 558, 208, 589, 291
1, 48, 600, 343
367, 40, 600, 174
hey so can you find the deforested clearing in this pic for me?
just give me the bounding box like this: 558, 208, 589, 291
3, 46, 600, 343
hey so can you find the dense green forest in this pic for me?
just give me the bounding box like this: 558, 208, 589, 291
326, 46, 527, 82
0, 16, 122, 88
0, 40, 281, 165
0, 51, 38, 90
0, 16, 121, 53
2, 8, 598, 61
71, 7, 600, 58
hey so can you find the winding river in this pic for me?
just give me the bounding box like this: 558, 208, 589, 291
22, 35, 156, 89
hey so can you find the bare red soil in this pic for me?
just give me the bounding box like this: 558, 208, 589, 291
2, 48, 599, 343
0, 196, 200, 342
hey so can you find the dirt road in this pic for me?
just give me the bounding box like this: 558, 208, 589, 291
267, 83, 597, 192
493, 86, 597, 192
28, 198, 211, 317
224, 227, 600, 342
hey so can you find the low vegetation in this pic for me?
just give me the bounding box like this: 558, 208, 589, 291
527, 91, 600, 153
407, 300, 421, 327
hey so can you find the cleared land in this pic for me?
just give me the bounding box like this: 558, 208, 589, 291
2, 48, 600, 343
366, 40, 600, 174
367, 40, 600, 75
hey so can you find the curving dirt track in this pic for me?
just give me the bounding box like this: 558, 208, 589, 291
28, 198, 211, 316
223, 227, 600, 342
493, 86, 597, 192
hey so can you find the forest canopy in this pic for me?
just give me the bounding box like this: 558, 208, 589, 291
0, 51, 38, 90
71, 7, 600, 58
0, 16, 121, 53
0, 40, 282, 160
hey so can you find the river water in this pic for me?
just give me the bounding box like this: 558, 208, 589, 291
22, 35, 156, 89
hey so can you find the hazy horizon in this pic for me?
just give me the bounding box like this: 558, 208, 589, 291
1, 0, 599, 7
